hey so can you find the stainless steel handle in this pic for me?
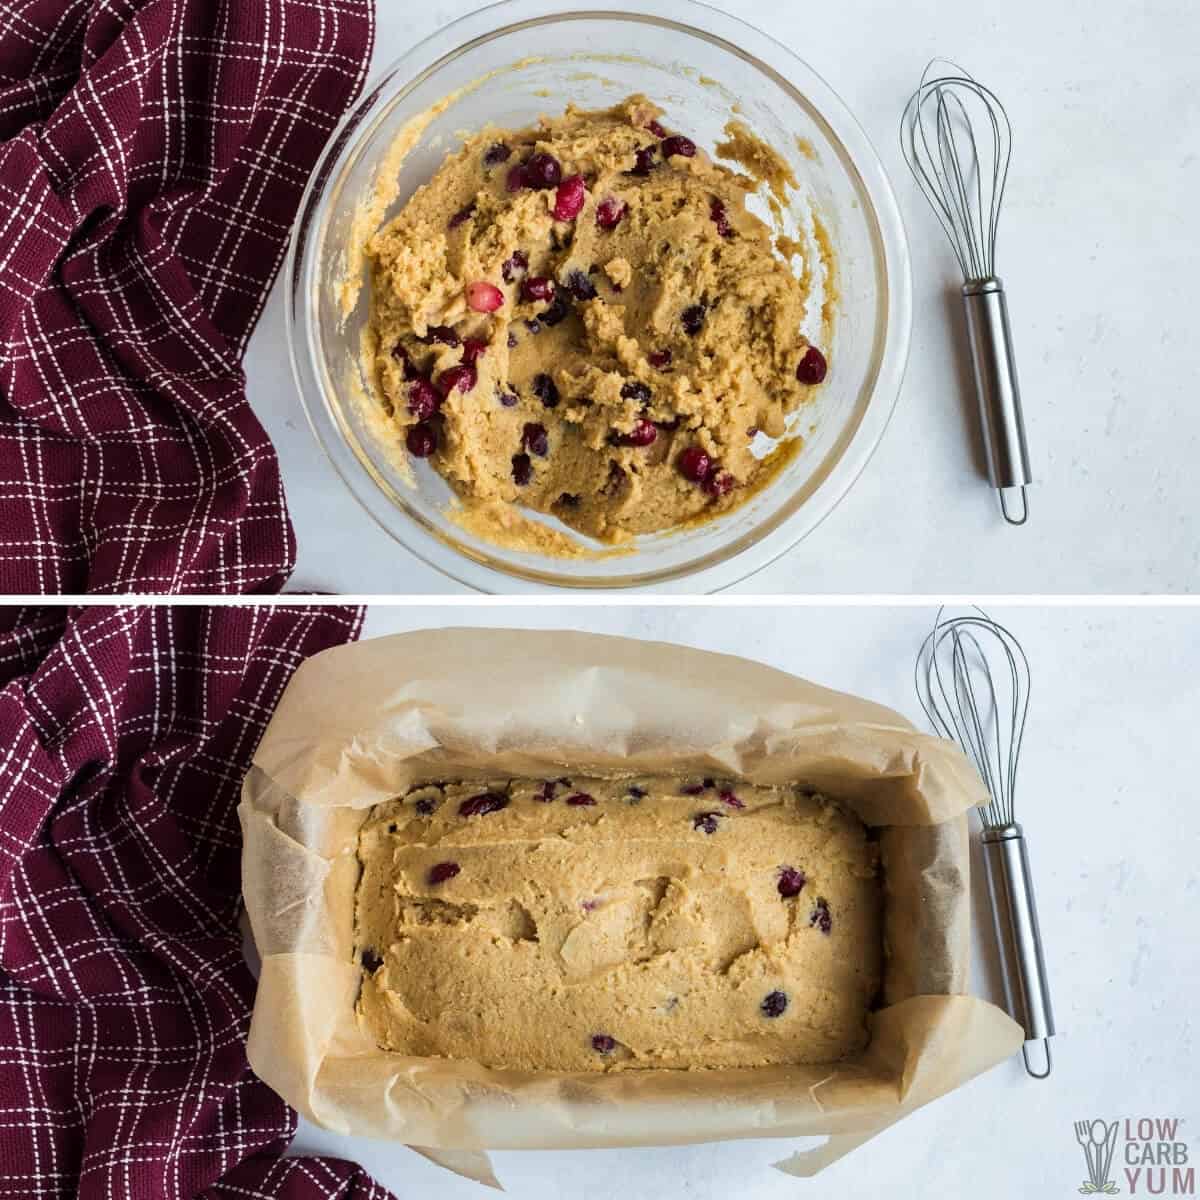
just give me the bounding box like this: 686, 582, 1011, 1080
981, 822, 1055, 1078
962, 278, 1033, 525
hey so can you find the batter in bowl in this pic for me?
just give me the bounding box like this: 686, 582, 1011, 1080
367, 95, 829, 544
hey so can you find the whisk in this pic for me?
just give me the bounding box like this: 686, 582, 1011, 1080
915, 609, 1055, 1078
901, 62, 1033, 526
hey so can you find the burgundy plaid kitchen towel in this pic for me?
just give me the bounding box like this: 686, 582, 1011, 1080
0, 0, 374, 595
0, 604, 395, 1199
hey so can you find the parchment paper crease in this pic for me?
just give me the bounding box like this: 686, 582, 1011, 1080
240, 629, 1022, 1184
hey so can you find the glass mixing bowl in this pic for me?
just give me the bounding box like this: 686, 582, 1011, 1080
287, 0, 911, 592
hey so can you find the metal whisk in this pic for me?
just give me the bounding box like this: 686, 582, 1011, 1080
915, 609, 1055, 1078
901, 62, 1033, 526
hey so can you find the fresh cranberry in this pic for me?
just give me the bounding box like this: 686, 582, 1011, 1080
483, 142, 511, 167
422, 325, 460, 348
511, 453, 532, 485
459, 791, 509, 817
620, 380, 652, 404
703, 470, 735, 498
448, 201, 476, 229
810, 897, 832, 934
540, 294, 571, 326
414, 797, 437, 815
591, 1034, 616, 1054
661, 135, 696, 159
646, 119, 668, 137
428, 861, 461, 885
677, 446, 712, 483
693, 811, 721, 835
522, 422, 549, 457
360, 948, 382, 973
761, 990, 788, 1018
498, 388, 519, 407
553, 173, 587, 220
681, 303, 707, 336
566, 792, 596, 806
616, 419, 657, 447
531, 374, 559, 408
777, 866, 806, 898
566, 269, 597, 301
466, 281, 504, 312
648, 348, 672, 369
796, 345, 828, 385
719, 789, 744, 809
524, 151, 563, 188
502, 249, 529, 282
407, 378, 441, 420
506, 163, 531, 192
629, 145, 657, 176
406, 422, 437, 458
436, 364, 477, 396
461, 337, 488, 365
521, 276, 556, 303
596, 196, 626, 229
710, 196, 734, 239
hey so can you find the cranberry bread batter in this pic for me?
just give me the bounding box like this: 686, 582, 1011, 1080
367, 95, 828, 544
354, 776, 880, 1072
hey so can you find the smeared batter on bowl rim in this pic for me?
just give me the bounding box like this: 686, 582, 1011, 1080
366, 94, 830, 549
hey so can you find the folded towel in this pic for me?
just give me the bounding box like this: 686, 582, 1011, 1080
0, 603, 394, 1198
0, 0, 373, 594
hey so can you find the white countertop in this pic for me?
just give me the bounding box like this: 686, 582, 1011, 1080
245, 0, 1200, 595
286, 603, 1200, 1197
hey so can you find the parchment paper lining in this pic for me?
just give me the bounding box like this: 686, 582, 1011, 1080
240, 629, 1022, 1183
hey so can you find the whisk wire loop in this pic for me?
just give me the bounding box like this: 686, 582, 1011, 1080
914, 608, 1029, 829
901, 60, 1012, 283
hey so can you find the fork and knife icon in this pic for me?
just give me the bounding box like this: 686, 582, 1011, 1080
1075, 1119, 1120, 1194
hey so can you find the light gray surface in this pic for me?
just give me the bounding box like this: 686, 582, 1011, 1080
285, 604, 1200, 1197
245, 0, 1200, 595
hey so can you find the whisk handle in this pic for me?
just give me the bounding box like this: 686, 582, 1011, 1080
981, 823, 1056, 1072
962, 278, 1033, 524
